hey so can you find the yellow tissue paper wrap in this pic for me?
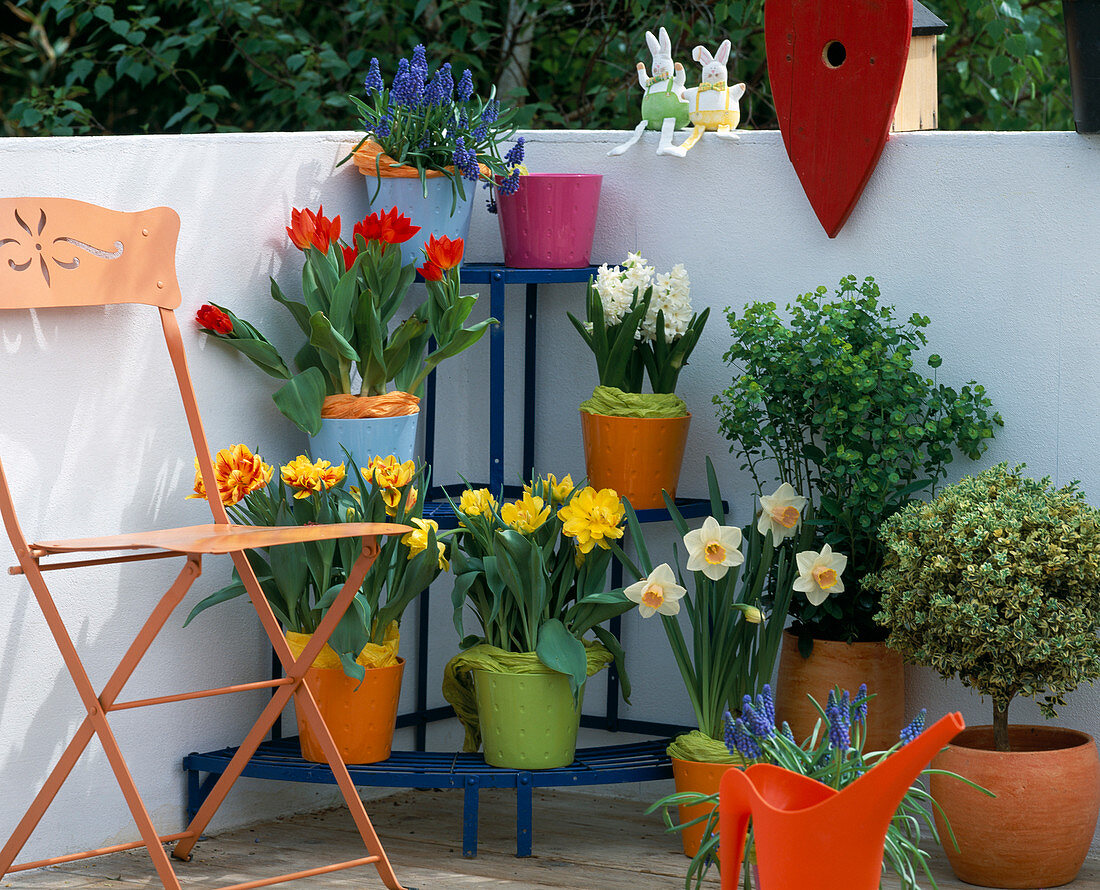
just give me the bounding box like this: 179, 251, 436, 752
442, 641, 613, 752
580, 385, 688, 419
666, 729, 747, 764
285, 621, 400, 671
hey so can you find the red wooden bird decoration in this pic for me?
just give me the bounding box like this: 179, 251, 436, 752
766, 0, 913, 237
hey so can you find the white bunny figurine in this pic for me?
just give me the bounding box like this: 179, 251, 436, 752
666, 38, 746, 157
608, 26, 689, 157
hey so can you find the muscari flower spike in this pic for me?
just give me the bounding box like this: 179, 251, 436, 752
730, 716, 762, 760
482, 99, 499, 124
899, 708, 927, 746
391, 58, 421, 107
855, 683, 869, 725
364, 57, 384, 96
505, 136, 525, 167
457, 68, 474, 101
827, 694, 851, 751
498, 168, 521, 195
426, 62, 453, 106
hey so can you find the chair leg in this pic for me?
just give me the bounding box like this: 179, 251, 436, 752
173, 542, 406, 889
1, 557, 201, 886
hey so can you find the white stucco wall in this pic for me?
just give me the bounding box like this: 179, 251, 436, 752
1, 127, 1099, 863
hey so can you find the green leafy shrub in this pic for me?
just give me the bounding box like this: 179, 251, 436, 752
714, 276, 1002, 646
869, 464, 1100, 752
1, 0, 1073, 136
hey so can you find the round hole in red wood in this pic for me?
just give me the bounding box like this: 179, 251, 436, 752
823, 40, 846, 68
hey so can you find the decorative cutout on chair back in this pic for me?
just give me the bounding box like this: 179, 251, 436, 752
0, 198, 181, 310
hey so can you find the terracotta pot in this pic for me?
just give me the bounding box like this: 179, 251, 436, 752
931, 725, 1100, 888
296, 657, 404, 764
670, 757, 739, 858
580, 411, 690, 509
774, 630, 904, 751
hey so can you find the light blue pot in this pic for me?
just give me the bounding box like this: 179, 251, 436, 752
364, 174, 477, 268
309, 413, 421, 472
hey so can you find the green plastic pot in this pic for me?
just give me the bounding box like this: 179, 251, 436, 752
473, 670, 584, 769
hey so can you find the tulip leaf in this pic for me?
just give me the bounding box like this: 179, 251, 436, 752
309, 311, 359, 361
270, 279, 312, 336
272, 367, 326, 435
215, 335, 292, 379
327, 264, 360, 339
591, 624, 631, 703
535, 618, 588, 700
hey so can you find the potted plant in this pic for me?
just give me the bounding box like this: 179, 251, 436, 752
652, 686, 978, 890
488, 137, 603, 269
613, 457, 819, 856
195, 205, 494, 467
714, 274, 1002, 748
570, 254, 708, 508
869, 463, 1100, 888
344, 46, 522, 265
183, 445, 446, 764
441, 475, 636, 768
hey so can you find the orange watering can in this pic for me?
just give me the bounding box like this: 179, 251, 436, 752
719, 711, 965, 890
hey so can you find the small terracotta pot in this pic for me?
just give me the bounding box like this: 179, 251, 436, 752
670, 757, 739, 858
580, 411, 691, 509
296, 657, 404, 764
931, 725, 1100, 888
774, 630, 904, 751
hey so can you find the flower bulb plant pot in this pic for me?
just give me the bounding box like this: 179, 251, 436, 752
580, 411, 691, 510
1064, 0, 1100, 133
353, 141, 476, 268
774, 629, 904, 752
496, 173, 602, 268
670, 757, 740, 858
930, 725, 1100, 889
473, 670, 584, 769
308, 393, 421, 469
296, 657, 405, 765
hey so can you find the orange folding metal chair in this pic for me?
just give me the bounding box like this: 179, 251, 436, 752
0, 197, 410, 890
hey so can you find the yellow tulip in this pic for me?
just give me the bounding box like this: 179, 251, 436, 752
459, 488, 498, 517
558, 486, 625, 554
188, 444, 273, 507
501, 491, 550, 534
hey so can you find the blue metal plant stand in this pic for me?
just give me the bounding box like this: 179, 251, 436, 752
183, 264, 710, 858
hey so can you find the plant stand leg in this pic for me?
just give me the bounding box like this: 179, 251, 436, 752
516, 772, 533, 857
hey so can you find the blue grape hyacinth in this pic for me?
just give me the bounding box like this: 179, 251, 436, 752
457, 68, 474, 102
899, 709, 927, 745
363, 58, 384, 96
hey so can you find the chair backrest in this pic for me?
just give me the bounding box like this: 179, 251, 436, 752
0, 197, 229, 555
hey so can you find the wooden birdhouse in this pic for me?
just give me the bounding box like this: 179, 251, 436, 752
891, 1, 947, 131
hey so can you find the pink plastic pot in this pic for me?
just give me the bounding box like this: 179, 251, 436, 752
496, 173, 602, 268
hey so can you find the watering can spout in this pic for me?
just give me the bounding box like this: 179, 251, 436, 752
718, 712, 965, 890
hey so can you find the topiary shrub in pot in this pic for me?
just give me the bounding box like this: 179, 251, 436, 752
869, 463, 1100, 888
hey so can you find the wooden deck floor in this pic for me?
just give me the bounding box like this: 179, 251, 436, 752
3, 788, 1100, 889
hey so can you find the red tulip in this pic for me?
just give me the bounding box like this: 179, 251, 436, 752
423, 234, 463, 271
286, 206, 341, 253
196, 304, 233, 335
417, 262, 444, 281
342, 243, 358, 272
376, 207, 421, 245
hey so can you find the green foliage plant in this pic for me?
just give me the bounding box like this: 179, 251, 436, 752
446, 477, 636, 697
611, 457, 811, 742
869, 463, 1100, 752
2, 0, 1073, 137
714, 275, 1002, 646
185, 449, 445, 681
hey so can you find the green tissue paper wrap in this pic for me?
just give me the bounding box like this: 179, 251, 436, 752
579, 385, 687, 419
442, 641, 613, 753
666, 730, 746, 764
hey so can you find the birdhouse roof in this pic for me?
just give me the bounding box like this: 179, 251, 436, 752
913, 1, 948, 35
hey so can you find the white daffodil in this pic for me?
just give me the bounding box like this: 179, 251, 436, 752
624, 563, 687, 618
684, 516, 745, 581
757, 482, 808, 542
792, 543, 848, 606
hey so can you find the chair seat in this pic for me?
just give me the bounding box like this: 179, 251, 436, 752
32, 522, 412, 556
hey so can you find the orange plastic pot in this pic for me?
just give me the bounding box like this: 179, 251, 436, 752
295, 657, 404, 765
580, 411, 691, 509
671, 757, 739, 858
931, 725, 1100, 888
775, 630, 904, 752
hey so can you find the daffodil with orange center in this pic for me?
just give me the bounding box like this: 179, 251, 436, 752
501, 491, 551, 534
624, 564, 687, 618
280, 455, 345, 499
188, 444, 273, 507
792, 543, 848, 606
558, 487, 625, 554
683, 516, 745, 581
757, 482, 808, 542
